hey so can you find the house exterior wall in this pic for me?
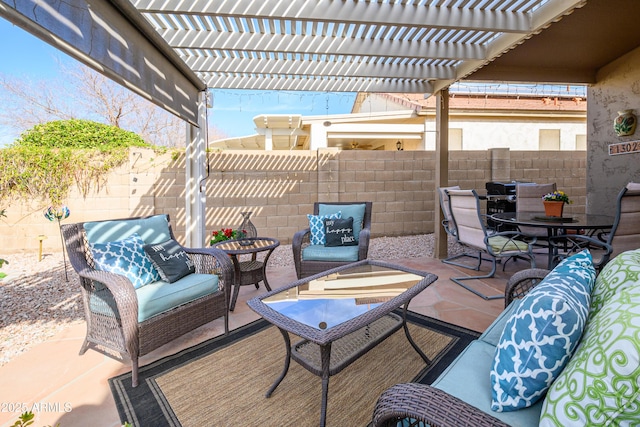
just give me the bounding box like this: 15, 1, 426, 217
357, 94, 587, 151
0, 148, 586, 254
587, 45, 640, 214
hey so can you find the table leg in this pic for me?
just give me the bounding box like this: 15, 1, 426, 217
401, 304, 431, 365
546, 228, 555, 270
266, 327, 292, 398
229, 255, 242, 312
261, 248, 276, 292
319, 343, 332, 427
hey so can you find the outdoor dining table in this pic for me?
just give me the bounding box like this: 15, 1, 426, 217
490, 211, 614, 269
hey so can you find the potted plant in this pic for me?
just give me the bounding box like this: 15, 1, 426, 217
542, 190, 572, 217
210, 228, 246, 246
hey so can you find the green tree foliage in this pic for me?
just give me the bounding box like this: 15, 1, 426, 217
0, 119, 156, 205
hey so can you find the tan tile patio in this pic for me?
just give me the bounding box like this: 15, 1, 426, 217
0, 253, 539, 427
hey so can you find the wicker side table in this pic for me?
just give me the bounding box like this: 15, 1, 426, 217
212, 237, 280, 311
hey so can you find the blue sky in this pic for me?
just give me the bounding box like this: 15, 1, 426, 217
0, 19, 356, 144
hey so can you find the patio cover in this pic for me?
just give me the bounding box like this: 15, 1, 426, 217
2, 0, 639, 249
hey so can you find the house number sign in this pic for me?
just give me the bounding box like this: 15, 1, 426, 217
609, 140, 640, 156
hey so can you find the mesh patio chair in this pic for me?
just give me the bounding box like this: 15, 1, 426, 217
601, 182, 640, 258
446, 189, 536, 300
515, 182, 557, 238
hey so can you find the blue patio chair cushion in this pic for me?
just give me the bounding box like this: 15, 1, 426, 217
84, 214, 171, 245
90, 273, 219, 322
307, 211, 342, 245
318, 203, 366, 242
302, 244, 359, 262
432, 340, 544, 426
490, 250, 595, 412
89, 233, 160, 289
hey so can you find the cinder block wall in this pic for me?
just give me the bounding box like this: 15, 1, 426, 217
0, 148, 586, 254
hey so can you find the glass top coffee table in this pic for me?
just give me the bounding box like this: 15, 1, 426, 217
247, 259, 438, 427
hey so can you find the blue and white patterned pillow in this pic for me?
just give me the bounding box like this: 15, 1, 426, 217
90, 233, 160, 289
490, 250, 596, 412
307, 211, 341, 245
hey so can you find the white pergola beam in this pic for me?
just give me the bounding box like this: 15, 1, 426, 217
134, 0, 534, 33
200, 73, 435, 93
161, 29, 488, 61
188, 57, 455, 81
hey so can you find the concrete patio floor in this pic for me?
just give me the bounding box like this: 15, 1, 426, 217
0, 253, 538, 427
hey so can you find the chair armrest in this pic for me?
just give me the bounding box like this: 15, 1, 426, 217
357, 227, 371, 260
547, 234, 612, 271
504, 268, 550, 307
76, 268, 141, 355
292, 228, 310, 272
372, 383, 509, 427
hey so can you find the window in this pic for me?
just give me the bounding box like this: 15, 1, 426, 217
539, 129, 560, 150
449, 128, 463, 150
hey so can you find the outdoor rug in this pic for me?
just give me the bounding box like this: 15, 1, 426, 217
109, 310, 480, 427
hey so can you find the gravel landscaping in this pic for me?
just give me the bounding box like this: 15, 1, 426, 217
0, 234, 463, 366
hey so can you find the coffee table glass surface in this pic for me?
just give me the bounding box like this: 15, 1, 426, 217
247, 259, 438, 427
262, 263, 427, 330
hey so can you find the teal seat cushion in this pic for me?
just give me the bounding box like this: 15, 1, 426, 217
478, 299, 522, 347
136, 274, 219, 322
90, 273, 219, 322
318, 204, 366, 242
302, 244, 359, 262
84, 214, 171, 245
432, 340, 544, 427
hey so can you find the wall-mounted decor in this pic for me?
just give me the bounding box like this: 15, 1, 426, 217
609, 140, 640, 155
614, 109, 637, 136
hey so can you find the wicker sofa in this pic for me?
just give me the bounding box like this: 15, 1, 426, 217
61, 214, 233, 387
373, 247, 640, 426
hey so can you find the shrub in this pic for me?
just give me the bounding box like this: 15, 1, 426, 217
0, 119, 156, 205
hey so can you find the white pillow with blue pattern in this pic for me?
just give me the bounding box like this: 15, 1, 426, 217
90, 233, 160, 289
490, 250, 596, 412
307, 211, 341, 245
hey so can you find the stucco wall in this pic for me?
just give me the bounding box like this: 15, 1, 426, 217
0, 148, 586, 255
588, 46, 640, 213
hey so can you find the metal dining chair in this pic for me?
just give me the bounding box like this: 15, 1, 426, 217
515, 182, 557, 237
446, 189, 536, 300
602, 182, 640, 258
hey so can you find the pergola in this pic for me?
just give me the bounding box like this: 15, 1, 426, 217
1, 0, 639, 250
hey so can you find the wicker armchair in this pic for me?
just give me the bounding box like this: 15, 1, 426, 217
292, 202, 372, 279
61, 214, 234, 387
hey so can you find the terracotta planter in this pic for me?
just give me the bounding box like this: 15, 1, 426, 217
543, 200, 564, 217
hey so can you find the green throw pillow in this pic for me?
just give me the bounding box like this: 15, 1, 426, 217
539, 249, 640, 426
590, 249, 640, 317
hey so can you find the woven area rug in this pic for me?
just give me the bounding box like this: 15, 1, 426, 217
110, 310, 479, 427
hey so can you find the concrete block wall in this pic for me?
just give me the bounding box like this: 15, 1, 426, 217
0, 148, 586, 254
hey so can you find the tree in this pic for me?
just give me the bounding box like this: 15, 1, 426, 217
0, 63, 226, 147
